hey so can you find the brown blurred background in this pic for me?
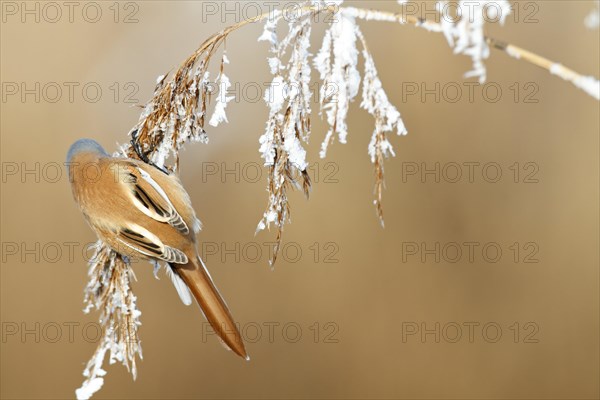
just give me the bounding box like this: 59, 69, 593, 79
1, 1, 598, 398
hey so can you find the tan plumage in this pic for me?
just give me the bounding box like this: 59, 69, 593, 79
67, 139, 248, 360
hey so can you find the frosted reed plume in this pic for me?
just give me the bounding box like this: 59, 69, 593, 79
76, 245, 142, 400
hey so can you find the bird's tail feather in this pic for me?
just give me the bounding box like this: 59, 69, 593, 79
173, 256, 248, 360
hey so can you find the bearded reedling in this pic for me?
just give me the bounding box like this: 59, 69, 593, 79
67, 138, 248, 359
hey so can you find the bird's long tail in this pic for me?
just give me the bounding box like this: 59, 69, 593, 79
173, 256, 248, 360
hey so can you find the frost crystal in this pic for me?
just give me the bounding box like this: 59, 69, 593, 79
585, 1, 600, 29
258, 9, 282, 47
264, 75, 287, 114
316, 12, 360, 157
209, 55, 234, 127
438, 0, 511, 83
550, 63, 600, 101
574, 76, 600, 101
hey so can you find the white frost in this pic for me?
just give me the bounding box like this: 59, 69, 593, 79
551, 63, 600, 100
316, 12, 361, 157
585, 1, 600, 29
258, 10, 282, 46
76, 377, 104, 400
437, 0, 511, 83
574, 76, 600, 100
359, 29, 407, 164
264, 75, 286, 113
209, 70, 234, 127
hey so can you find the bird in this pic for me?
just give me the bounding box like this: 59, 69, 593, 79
67, 138, 248, 360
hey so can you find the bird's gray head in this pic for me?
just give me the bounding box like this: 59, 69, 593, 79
66, 138, 108, 163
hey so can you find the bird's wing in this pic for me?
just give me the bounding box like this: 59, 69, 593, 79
115, 224, 189, 264
117, 162, 190, 235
